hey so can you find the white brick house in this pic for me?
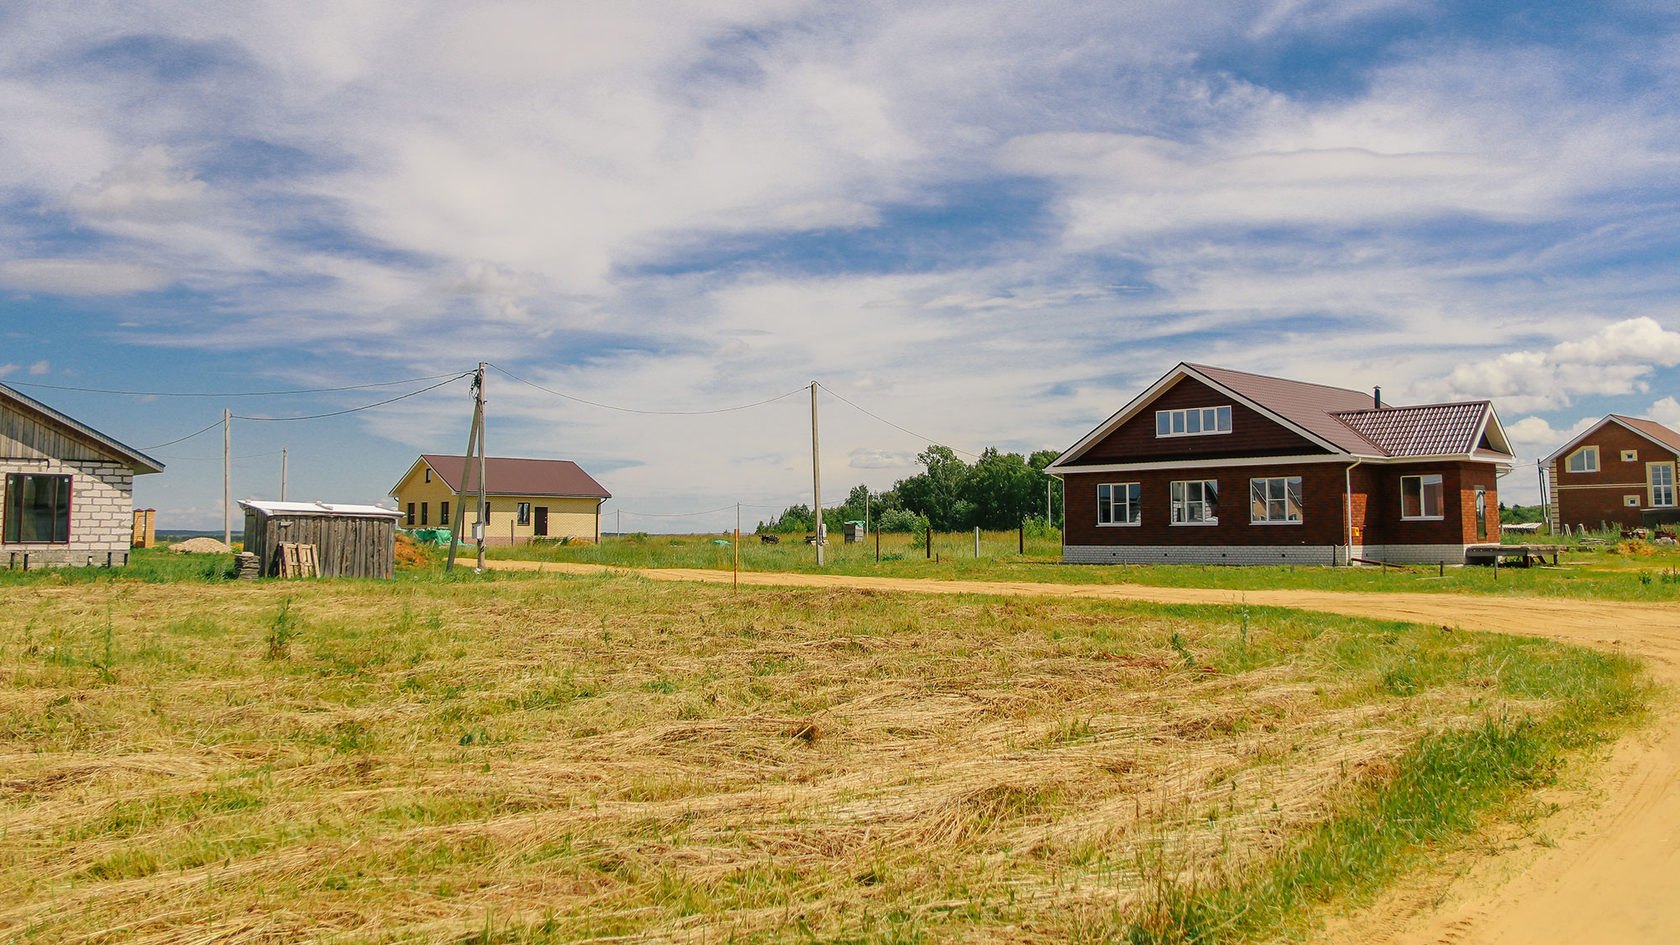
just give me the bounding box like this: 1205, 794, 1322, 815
1, 381, 164, 568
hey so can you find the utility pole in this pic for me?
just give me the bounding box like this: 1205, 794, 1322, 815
734, 502, 741, 592
811, 381, 823, 566
446, 363, 486, 572
476, 367, 488, 573
616, 508, 621, 537
280, 448, 288, 501
1046, 481, 1052, 523
223, 408, 231, 547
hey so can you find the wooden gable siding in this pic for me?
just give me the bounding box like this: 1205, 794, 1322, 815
1073, 376, 1333, 465
0, 402, 110, 463
1550, 423, 1679, 530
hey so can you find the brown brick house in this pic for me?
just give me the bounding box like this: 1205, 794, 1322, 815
1045, 364, 1515, 565
1544, 415, 1679, 532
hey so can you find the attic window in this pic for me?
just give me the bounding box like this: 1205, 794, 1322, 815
1156, 406, 1232, 438
425, 468, 432, 483
1566, 446, 1599, 474
1622, 450, 1638, 463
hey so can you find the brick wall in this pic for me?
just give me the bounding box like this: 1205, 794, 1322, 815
1062, 463, 1350, 548
1551, 424, 1679, 530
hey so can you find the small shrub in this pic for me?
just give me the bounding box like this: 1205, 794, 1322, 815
266, 597, 300, 660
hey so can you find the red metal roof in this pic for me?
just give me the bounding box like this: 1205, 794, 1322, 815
1613, 415, 1680, 454
420, 455, 610, 498
1333, 402, 1496, 457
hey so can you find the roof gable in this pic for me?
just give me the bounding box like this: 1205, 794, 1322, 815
1544, 414, 1680, 463
409, 455, 611, 499
1050, 363, 1512, 471
0, 381, 165, 474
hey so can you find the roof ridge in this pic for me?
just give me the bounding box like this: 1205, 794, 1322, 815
1186, 363, 1371, 399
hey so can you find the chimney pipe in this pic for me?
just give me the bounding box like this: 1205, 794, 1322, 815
1373, 386, 1382, 409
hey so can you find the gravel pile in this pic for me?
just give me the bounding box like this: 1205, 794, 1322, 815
170, 537, 232, 554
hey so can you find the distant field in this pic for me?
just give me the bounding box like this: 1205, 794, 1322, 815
490, 530, 1680, 602
0, 570, 1646, 943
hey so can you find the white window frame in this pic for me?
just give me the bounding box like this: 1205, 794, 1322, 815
1400, 474, 1444, 521
1622, 449, 1639, 463
1566, 446, 1599, 474
1249, 476, 1303, 525
1649, 462, 1676, 508
1170, 479, 1219, 525
517, 501, 532, 526
1155, 405, 1233, 438
425, 468, 432, 483
1096, 482, 1141, 526
1624, 495, 1642, 508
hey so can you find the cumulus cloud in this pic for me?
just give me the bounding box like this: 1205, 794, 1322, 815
0, 258, 175, 295
27, 360, 48, 375
1648, 396, 1680, 431
1504, 414, 1597, 456
0, 364, 16, 377
1440, 318, 1680, 412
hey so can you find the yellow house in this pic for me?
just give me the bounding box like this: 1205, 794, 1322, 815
389, 454, 610, 544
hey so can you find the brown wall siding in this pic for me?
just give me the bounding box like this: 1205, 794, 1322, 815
1063, 464, 1348, 547
1065, 460, 1498, 549
1550, 424, 1679, 529
1078, 377, 1331, 464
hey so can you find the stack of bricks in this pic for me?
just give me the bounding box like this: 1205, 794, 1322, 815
234, 552, 262, 580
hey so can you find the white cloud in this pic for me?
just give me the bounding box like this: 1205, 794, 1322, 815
27, 360, 49, 375
1439, 318, 1680, 412
1648, 396, 1680, 431
0, 364, 16, 377
1504, 414, 1597, 456
0, 259, 175, 295
66, 146, 208, 223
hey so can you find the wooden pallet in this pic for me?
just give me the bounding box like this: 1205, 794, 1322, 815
278, 542, 319, 578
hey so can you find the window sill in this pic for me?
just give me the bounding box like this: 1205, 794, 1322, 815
1250, 519, 1304, 526
1400, 515, 1445, 522
1096, 522, 1141, 528
1170, 520, 1219, 527
1156, 430, 1233, 439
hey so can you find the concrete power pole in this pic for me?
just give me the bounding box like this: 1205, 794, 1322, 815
446, 363, 486, 573
811, 381, 823, 566
223, 408, 231, 547
280, 447, 288, 502
476, 366, 488, 573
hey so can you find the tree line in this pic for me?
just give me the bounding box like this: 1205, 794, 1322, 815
757, 445, 1065, 534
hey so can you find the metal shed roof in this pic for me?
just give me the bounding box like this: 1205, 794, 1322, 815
240, 500, 401, 519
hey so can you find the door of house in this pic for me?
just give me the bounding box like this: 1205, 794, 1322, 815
1474, 487, 1488, 542
534, 507, 549, 537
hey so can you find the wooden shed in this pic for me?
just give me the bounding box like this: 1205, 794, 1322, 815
238, 500, 401, 578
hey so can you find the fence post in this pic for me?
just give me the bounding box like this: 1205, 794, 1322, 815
875, 524, 880, 563
1019, 523, 1024, 554
925, 525, 931, 559
974, 526, 979, 558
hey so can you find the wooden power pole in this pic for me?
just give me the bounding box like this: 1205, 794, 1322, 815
446, 363, 486, 572
222, 408, 231, 547
811, 381, 823, 566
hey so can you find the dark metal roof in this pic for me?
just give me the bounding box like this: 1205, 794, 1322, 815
1186, 364, 1385, 453
0, 380, 165, 474
1333, 402, 1498, 457
420, 454, 610, 498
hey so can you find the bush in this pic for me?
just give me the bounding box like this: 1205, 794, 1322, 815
876, 508, 929, 533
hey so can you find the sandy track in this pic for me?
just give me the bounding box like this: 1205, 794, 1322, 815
488, 559, 1680, 943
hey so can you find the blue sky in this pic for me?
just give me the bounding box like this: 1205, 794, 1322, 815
3, 1, 1679, 531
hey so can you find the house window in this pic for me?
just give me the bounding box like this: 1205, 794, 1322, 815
420, 503, 429, 526
1096, 482, 1140, 526
1249, 476, 1303, 524
1650, 463, 1676, 508
1401, 474, 1444, 520
405, 502, 415, 526
1625, 495, 1642, 508
440, 501, 450, 526
517, 502, 532, 526
425, 468, 432, 483
1170, 480, 1218, 524
1566, 446, 1599, 473
481, 501, 490, 522
3, 473, 72, 543
1622, 450, 1639, 463
1155, 406, 1232, 438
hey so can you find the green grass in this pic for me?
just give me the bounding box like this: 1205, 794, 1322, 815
488, 530, 1680, 602
0, 571, 1649, 943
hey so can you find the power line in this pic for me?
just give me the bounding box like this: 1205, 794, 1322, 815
142, 419, 226, 450
232, 374, 471, 421
487, 363, 807, 416
816, 382, 980, 459
9, 370, 471, 398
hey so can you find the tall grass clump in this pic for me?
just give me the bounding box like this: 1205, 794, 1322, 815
265, 597, 300, 660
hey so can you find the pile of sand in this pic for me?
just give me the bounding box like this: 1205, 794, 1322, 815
170, 537, 231, 554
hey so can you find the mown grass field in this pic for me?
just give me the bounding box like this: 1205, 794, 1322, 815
489, 530, 1680, 602
0, 566, 1649, 943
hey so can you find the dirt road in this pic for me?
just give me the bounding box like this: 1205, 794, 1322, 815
489, 560, 1680, 943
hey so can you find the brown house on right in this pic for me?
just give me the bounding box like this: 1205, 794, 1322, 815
1046, 364, 1515, 566
1544, 415, 1680, 532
